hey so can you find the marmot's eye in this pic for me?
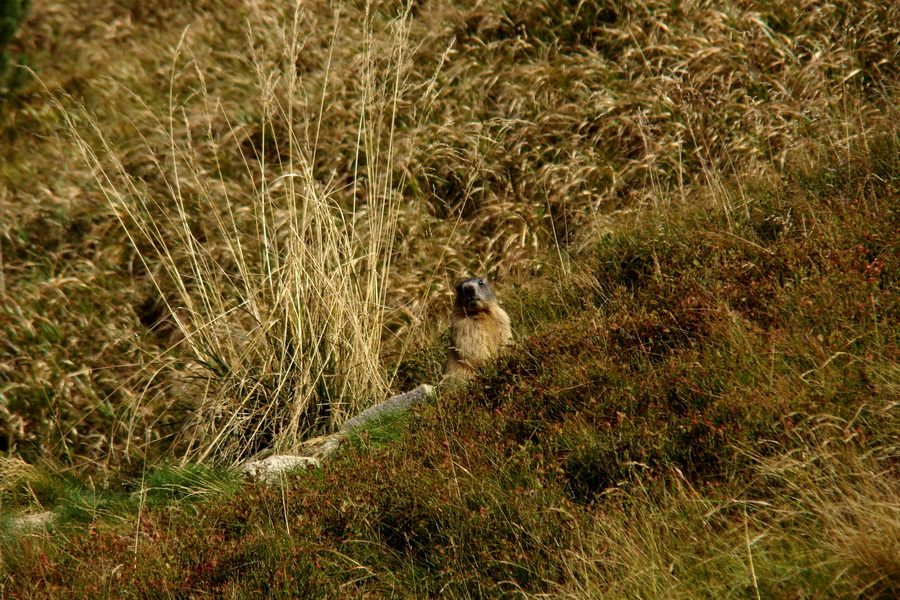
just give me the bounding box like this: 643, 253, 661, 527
478, 279, 484, 285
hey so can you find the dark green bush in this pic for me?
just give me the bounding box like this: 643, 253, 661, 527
0, 0, 30, 96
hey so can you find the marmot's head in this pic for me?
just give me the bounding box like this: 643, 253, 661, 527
453, 277, 498, 314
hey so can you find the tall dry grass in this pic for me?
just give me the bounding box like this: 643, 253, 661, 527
58, 2, 424, 463
550, 430, 899, 599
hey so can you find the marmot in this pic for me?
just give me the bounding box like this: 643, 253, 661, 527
443, 277, 512, 383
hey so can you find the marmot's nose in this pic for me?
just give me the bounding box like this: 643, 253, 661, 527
462, 283, 477, 297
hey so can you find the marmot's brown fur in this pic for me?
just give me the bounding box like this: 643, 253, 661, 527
443, 277, 512, 383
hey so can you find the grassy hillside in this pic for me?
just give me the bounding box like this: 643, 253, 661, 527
0, 0, 897, 597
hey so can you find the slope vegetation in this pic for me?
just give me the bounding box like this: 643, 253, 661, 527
0, 1, 897, 597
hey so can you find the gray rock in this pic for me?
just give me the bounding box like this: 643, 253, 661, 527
340, 384, 434, 434
241, 455, 320, 483
240, 384, 436, 483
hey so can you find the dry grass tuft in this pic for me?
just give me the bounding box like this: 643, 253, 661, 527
56, 3, 431, 463
549, 433, 899, 600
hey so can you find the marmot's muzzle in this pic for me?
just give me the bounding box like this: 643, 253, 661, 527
461, 284, 482, 306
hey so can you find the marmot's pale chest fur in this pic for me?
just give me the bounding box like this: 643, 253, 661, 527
443, 277, 512, 383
